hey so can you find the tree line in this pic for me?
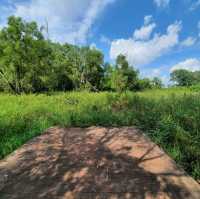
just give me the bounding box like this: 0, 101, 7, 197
170, 69, 200, 87
0, 16, 198, 94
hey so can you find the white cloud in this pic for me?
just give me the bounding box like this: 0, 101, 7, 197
110, 21, 182, 66
133, 23, 156, 40
190, 0, 200, 11
170, 58, 200, 72
181, 37, 196, 47
144, 15, 153, 25
64, 0, 116, 44
1, 0, 116, 44
133, 15, 156, 40
100, 35, 111, 45
154, 0, 170, 8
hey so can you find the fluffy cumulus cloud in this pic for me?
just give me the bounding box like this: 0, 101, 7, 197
144, 15, 153, 25
170, 58, 200, 72
110, 18, 182, 66
1, 0, 116, 44
133, 16, 156, 40
153, 0, 170, 8
133, 25, 155, 40
181, 37, 196, 47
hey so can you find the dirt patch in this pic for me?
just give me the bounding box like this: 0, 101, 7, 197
0, 127, 200, 199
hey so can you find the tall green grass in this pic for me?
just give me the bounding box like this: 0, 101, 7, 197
0, 88, 199, 179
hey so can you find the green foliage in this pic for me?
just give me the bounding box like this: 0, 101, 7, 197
0, 17, 163, 93
104, 54, 139, 92
170, 69, 200, 87
0, 16, 53, 93
135, 78, 153, 90
152, 77, 163, 88
0, 88, 200, 179
190, 83, 200, 92
1, 16, 200, 180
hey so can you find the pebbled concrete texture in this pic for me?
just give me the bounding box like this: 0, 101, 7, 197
0, 127, 200, 199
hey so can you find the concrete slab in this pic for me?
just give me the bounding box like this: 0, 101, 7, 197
0, 127, 200, 199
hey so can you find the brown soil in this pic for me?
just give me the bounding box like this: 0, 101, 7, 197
0, 127, 200, 199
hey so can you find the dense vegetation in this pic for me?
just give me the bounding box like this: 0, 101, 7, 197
2, 16, 200, 93
171, 69, 200, 86
0, 16, 163, 94
0, 89, 199, 180
0, 17, 200, 180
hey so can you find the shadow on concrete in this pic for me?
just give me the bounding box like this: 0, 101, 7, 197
0, 127, 195, 199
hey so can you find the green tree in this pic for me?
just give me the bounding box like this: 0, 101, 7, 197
192, 71, 200, 85
83, 47, 104, 91
170, 69, 194, 86
0, 16, 52, 93
0, 16, 168, 94
135, 78, 153, 90
152, 77, 163, 88
49, 43, 74, 91
109, 54, 138, 92
110, 69, 127, 92
116, 54, 129, 70
63, 46, 104, 91
102, 62, 114, 90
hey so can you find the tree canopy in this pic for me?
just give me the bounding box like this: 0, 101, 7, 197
170, 69, 200, 87
0, 16, 163, 94
0, 16, 52, 93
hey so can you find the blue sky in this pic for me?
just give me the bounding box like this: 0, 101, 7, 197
1, 0, 200, 84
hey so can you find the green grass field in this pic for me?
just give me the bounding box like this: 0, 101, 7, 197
0, 88, 200, 179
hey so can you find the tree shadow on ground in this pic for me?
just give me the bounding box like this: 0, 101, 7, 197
0, 127, 194, 199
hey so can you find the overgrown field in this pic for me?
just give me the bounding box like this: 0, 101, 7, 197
0, 88, 199, 179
